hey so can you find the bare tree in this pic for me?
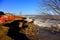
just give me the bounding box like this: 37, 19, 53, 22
42, 0, 60, 15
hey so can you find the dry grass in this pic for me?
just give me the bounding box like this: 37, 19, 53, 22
0, 22, 40, 40
20, 23, 40, 40
0, 17, 40, 40
0, 26, 13, 40
0, 17, 60, 40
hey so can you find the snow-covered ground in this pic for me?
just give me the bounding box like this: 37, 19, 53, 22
25, 17, 60, 28
33, 18, 60, 28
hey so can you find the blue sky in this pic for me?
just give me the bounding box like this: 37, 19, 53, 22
0, 0, 42, 15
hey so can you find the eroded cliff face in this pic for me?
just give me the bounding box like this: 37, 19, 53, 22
0, 17, 60, 40
0, 17, 36, 40
0, 20, 39, 40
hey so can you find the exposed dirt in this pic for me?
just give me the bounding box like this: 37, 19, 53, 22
0, 19, 60, 40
